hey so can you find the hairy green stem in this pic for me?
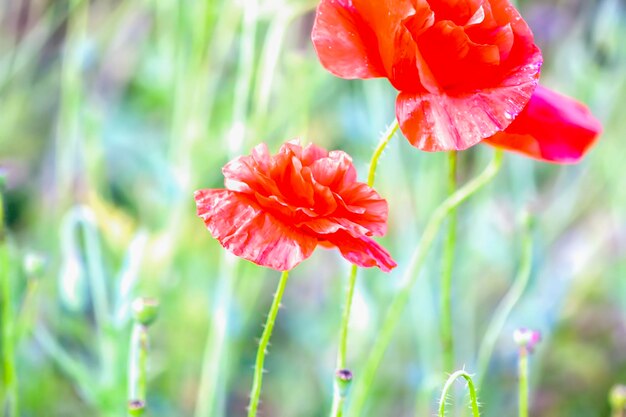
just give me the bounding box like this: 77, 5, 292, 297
438, 370, 480, 417
348, 150, 503, 417
519, 347, 529, 417
248, 270, 290, 417
329, 120, 399, 417
440, 151, 458, 373
476, 213, 533, 387
128, 323, 148, 415
367, 121, 399, 186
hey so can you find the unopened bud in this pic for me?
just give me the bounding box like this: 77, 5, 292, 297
334, 369, 353, 398
132, 297, 159, 326
610, 385, 626, 411
23, 252, 45, 278
513, 328, 541, 353
128, 399, 145, 416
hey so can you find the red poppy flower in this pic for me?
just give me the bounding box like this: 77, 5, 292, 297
484, 85, 602, 163
311, 0, 543, 152
194, 141, 397, 272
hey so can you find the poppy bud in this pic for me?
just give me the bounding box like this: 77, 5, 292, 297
334, 368, 353, 398
132, 297, 159, 327
513, 328, 541, 353
128, 399, 145, 416
23, 252, 45, 278
609, 385, 626, 411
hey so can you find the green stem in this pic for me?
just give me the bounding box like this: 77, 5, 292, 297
476, 213, 533, 387
194, 256, 236, 417
79, 209, 112, 379
329, 393, 345, 417
519, 347, 529, 417
438, 370, 480, 417
329, 120, 399, 417
347, 150, 503, 417
247, 270, 290, 417
128, 323, 148, 409
1, 182, 19, 417
367, 121, 399, 187
440, 151, 458, 373
230, 0, 259, 156
128, 298, 157, 416
336, 265, 358, 371
36, 327, 96, 403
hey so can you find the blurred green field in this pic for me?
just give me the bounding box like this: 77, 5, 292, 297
1, 0, 625, 416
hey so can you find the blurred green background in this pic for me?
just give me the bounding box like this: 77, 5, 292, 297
0, 0, 625, 416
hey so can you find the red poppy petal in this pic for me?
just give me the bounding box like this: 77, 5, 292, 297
337, 183, 388, 236
311, 0, 386, 79
195, 189, 318, 271
427, 0, 483, 26
325, 230, 397, 272
484, 86, 602, 163
396, 43, 541, 152
301, 142, 330, 166
309, 151, 357, 189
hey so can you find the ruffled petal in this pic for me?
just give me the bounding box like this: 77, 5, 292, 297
301, 217, 372, 237
309, 151, 357, 189
484, 86, 602, 163
336, 183, 388, 236
311, 0, 386, 79
324, 230, 397, 272
195, 189, 317, 271
427, 0, 484, 26
395, 42, 541, 152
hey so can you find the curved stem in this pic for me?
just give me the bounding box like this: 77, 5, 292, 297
476, 213, 533, 387
438, 370, 480, 417
348, 150, 503, 417
440, 151, 458, 373
329, 120, 398, 417
247, 270, 290, 417
367, 120, 399, 187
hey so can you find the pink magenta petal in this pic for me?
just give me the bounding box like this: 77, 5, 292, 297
325, 230, 397, 272
484, 85, 602, 163
195, 189, 317, 271
311, 0, 386, 79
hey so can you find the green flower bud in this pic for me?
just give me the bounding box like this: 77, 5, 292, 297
23, 252, 45, 278
334, 369, 353, 398
128, 399, 145, 416
132, 297, 159, 326
610, 384, 626, 411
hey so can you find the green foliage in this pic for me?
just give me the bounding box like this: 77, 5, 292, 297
0, 0, 625, 416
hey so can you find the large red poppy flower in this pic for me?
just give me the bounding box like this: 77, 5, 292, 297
312, 0, 543, 152
194, 141, 397, 272
484, 85, 602, 163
